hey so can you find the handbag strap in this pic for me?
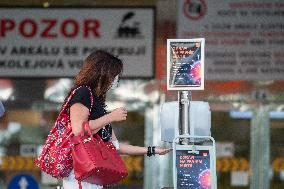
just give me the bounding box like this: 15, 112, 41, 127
59, 86, 94, 132
78, 180, 82, 189
81, 121, 93, 137
60, 85, 94, 115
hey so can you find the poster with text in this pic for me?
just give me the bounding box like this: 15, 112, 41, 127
176, 150, 211, 189
178, 0, 284, 80
167, 38, 204, 90
0, 8, 154, 78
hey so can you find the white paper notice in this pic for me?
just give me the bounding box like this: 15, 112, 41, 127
231, 171, 249, 186
216, 142, 234, 157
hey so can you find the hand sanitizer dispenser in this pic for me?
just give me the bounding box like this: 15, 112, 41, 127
160, 101, 211, 142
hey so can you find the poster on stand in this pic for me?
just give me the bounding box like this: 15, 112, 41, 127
176, 149, 211, 189
167, 38, 205, 90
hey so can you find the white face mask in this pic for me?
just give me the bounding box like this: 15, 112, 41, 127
110, 75, 119, 89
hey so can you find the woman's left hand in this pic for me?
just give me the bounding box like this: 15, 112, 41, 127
155, 147, 172, 155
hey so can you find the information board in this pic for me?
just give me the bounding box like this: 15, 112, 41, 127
0, 7, 154, 78
167, 38, 205, 90
178, 0, 284, 80
176, 149, 211, 189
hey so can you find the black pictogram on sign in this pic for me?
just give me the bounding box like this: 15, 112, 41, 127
116, 12, 143, 39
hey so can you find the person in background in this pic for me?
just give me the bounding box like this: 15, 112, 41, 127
0, 100, 5, 118
63, 50, 171, 189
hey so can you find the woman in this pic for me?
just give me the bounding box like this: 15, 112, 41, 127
63, 50, 171, 189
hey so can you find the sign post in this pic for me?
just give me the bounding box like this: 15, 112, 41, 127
8, 174, 39, 189
167, 38, 217, 189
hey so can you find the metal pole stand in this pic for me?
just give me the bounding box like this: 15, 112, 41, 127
173, 91, 217, 189
178, 91, 191, 144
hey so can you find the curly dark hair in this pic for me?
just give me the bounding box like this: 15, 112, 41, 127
66, 50, 123, 105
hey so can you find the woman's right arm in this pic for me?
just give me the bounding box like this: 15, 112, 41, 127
70, 103, 127, 136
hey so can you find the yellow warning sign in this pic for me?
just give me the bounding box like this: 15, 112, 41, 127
217, 158, 250, 172
0, 156, 38, 171
122, 156, 143, 173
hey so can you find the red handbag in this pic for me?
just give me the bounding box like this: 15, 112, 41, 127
70, 121, 128, 186
34, 86, 93, 178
